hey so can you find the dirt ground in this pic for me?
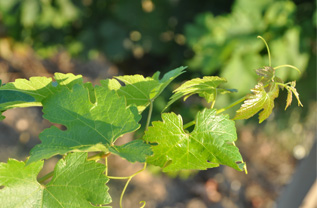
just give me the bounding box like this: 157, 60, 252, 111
0, 45, 316, 208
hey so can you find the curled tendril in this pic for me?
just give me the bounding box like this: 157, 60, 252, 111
257, 36, 271, 67
257, 36, 301, 75
274, 64, 301, 74
139, 201, 146, 208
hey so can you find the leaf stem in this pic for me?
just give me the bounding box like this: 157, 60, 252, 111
145, 100, 154, 144
183, 120, 195, 130
105, 157, 108, 176
210, 89, 217, 109
232, 141, 248, 174
145, 101, 153, 131
257, 36, 271, 67
87, 152, 111, 161
38, 171, 54, 183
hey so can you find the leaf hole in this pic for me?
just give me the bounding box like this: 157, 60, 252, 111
148, 142, 158, 146
52, 123, 67, 131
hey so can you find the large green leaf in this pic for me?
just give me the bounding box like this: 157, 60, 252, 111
0, 73, 83, 111
234, 83, 279, 123
109, 140, 153, 163
144, 109, 245, 172
0, 152, 111, 208
0, 90, 35, 108
28, 83, 149, 164
114, 66, 186, 113
164, 76, 233, 110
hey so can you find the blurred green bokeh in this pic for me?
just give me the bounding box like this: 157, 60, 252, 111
0, 0, 315, 110
185, 0, 314, 98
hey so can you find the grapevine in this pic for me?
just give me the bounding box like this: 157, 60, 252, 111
0, 37, 302, 207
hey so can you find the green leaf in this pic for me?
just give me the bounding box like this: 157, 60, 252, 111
0, 73, 83, 110
109, 140, 153, 163
151, 66, 187, 100
115, 75, 159, 112
0, 90, 36, 109
144, 109, 244, 172
100, 79, 122, 91
0, 152, 111, 208
28, 84, 141, 164
115, 66, 186, 113
164, 76, 232, 110
234, 83, 279, 123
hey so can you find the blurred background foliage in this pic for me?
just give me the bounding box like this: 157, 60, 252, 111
0, 0, 315, 131
0, 0, 315, 145
0, 0, 314, 94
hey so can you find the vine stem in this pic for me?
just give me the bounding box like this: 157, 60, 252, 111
37, 152, 111, 183
216, 96, 246, 114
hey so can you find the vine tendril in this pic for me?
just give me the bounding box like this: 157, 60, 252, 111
257, 35, 271, 67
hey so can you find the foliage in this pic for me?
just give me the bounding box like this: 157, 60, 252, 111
0, 37, 303, 206
185, 0, 313, 96
0, 152, 111, 208
0, 0, 189, 62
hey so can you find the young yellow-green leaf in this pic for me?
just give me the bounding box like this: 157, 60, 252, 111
0, 152, 111, 208
144, 109, 245, 172
256, 66, 275, 85
0, 73, 83, 111
164, 76, 234, 111
114, 66, 186, 113
234, 83, 279, 123
285, 81, 303, 110
285, 88, 293, 110
28, 84, 143, 164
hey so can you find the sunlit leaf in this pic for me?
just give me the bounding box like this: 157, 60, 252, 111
234, 83, 279, 123
285, 81, 303, 109
109, 140, 153, 163
28, 84, 143, 164
0, 73, 83, 110
144, 109, 245, 172
164, 76, 233, 110
0, 152, 111, 208
114, 66, 186, 112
